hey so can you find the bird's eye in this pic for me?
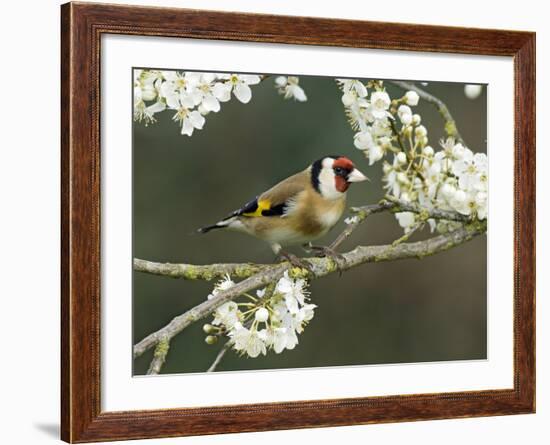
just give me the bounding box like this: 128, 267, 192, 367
334, 167, 344, 175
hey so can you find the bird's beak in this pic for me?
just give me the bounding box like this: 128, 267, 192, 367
347, 168, 369, 183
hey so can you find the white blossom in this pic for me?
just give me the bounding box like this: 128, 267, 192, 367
396, 212, 416, 232
206, 270, 315, 358
367, 144, 384, 166
134, 69, 267, 137
212, 301, 240, 329
344, 215, 360, 225
207, 274, 235, 300
217, 73, 261, 104
230, 323, 267, 358
275, 76, 307, 102
190, 72, 224, 113
276, 271, 308, 314
354, 130, 375, 151
369, 91, 391, 119
172, 107, 205, 136
337, 79, 368, 106
269, 327, 297, 353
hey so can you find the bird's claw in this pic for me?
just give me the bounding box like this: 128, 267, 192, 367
307, 245, 346, 276
277, 251, 314, 275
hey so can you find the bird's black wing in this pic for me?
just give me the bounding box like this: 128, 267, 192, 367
222, 196, 287, 220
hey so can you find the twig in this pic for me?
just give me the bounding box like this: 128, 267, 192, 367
363, 196, 473, 223
207, 340, 234, 372
388, 80, 464, 144
146, 336, 170, 375
330, 201, 394, 251
391, 221, 425, 247
133, 220, 486, 358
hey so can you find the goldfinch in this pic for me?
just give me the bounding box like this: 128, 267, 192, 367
198, 155, 368, 261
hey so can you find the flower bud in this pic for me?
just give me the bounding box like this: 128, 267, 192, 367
404, 91, 420, 106
412, 114, 421, 125
203, 324, 215, 334
464, 84, 483, 100
414, 125, 427, 138
400, 113, 412, 126
397, 105, 412, 126
396, 152, 407, 164
397, 104, 412, 117
205, 335, 218, 345
255, 307, 270, 323
423, 145, 434, 157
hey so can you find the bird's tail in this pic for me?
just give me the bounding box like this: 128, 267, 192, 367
197, 217, 234, 234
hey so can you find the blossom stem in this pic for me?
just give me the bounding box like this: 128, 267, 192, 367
242, 293, 258, 302
390, 119, 407, 153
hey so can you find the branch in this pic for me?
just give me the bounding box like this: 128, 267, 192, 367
207, 339, 234, 372
133, 258, 267, 281
133, 220, 486, 358
388, 80, 464, 144
146, 336, 170, 375
135, 199, 470, 280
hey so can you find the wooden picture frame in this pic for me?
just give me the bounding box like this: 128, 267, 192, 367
61, 2, 535, 442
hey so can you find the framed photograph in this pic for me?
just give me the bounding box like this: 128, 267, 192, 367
61, 2, 535, 442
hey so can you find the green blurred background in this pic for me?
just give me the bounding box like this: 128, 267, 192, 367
133, 72, 487, 375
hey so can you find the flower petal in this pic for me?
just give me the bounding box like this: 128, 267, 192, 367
234, 82, 252, 103
181, 117, 194, 136
189, 110, 205, 129
291, 85, 307, 102
240, 74, 261, 85
212, 82, 231, 102
202, 94, 220, 112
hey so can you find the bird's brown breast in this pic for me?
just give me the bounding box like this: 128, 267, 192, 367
290, 189, 346, 236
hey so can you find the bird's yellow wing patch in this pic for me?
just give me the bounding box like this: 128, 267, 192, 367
242, 199, 271, 217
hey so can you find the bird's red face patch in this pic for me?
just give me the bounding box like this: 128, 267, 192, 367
333, 157, 355, 171
333, 157, 355, 192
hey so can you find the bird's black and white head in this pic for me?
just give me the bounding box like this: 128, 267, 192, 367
311, 155, 369, 200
